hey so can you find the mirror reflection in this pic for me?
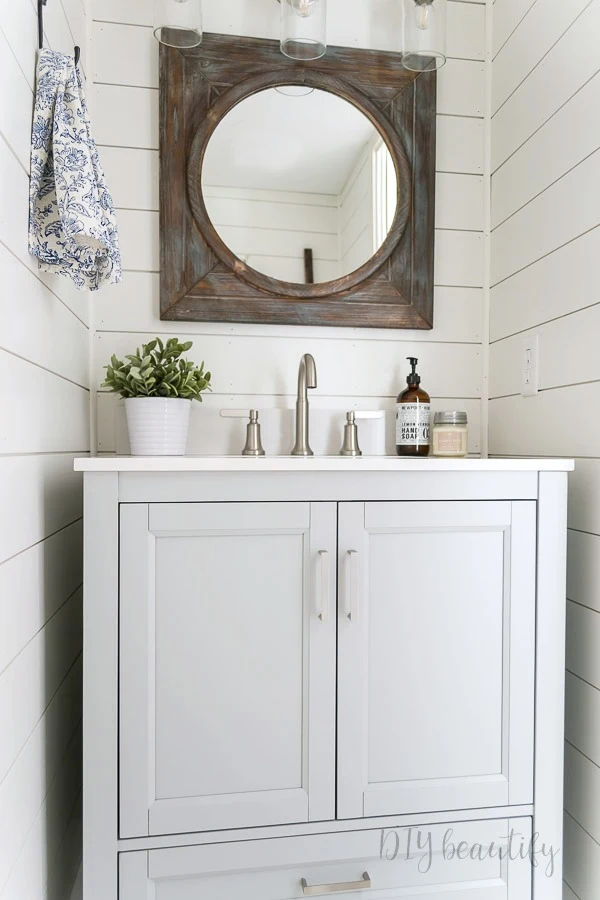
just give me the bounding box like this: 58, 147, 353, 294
201, 87, 398, 285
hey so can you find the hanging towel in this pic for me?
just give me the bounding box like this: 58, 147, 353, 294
29, 49, 121, 291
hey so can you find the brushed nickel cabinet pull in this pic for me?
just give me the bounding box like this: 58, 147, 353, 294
300, 871, 371, 895
347, 550, 359, 621
318, 550, 329, 623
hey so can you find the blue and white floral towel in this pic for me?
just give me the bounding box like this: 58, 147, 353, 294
29, 49, 121, 290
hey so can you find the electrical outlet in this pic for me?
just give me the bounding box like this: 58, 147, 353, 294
522, 334, 539, 397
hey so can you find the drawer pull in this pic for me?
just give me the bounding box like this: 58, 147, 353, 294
300, 872, 371, 895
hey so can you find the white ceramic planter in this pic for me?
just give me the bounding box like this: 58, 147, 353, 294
125, 398, 192, 456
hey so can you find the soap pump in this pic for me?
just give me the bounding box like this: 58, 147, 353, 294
395, 357, 431, 457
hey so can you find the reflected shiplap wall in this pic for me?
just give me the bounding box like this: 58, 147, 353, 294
488, 1, 600, 897
91, 0, 488, 453
0, 1, 89, 898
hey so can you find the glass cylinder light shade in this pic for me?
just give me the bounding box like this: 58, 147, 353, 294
401, 0, 447, 72
280, 0, 327, 61
153, 0, 202, 49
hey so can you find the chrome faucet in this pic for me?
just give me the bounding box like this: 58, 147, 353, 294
291, 354, 317, 456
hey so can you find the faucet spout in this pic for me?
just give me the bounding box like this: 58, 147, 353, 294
291, 354, 317, 456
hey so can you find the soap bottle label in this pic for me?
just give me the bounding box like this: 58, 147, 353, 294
396, 403, 431, 446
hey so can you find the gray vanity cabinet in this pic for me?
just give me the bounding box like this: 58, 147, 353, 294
79, 460, 570, 900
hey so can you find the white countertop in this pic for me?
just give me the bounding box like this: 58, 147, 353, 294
74, 456, 575, 473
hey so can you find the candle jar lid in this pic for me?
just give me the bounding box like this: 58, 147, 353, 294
434, 410, 468, 426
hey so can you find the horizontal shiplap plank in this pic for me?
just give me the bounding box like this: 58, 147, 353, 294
564, 812, 600, 900
565, 671, 600, 769
93, 20, 157, 87
568, 459, 600, 537
492, 0, 537, 57
96, 392, 482, 455
490, 304, 600, 399
198, 195, 338, 235
568, 530, 600, 614
216, 224, 339, 261
0, 454, 83, 566
2, 723, 82, 900
0, 352, 89, 455
43, 795, 83, 900
0, 133, 90, 327
95, 331, 482, 398
491, 148, 600, 286
492, 0, 600, 170
436, 173, 484, 231
0, 0, 38, 91
0, 521, 83, 675
492, 0, 590, 115
438, 59, 485, 118
117, 208, 159, 271
95, 272, 482, 342
492, 71, 600, 228
93, 84, 158, 150
101, 147, 159, 212
0, 26, 34, 171
436, 115, 484, 175
489, 384, 600, 458
0, 658, 81, 894
0, 244, 89, 388
489, 226, 600, 341
0, 590, 82, 785
204, 186, 338, 208
567, 599, 600, 691
435, 229, 484, 286
564, 742, 600, 846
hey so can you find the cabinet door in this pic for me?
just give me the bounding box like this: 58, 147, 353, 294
119, 502, 336, 837
337, 501, 536, 819
120, 817, 532, 900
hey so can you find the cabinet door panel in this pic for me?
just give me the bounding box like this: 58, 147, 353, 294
338, 501, 536, 819
119, 817, 532, 900
119, 502, 336, 837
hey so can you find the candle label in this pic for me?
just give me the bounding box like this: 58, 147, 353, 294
396, 403, 431, 446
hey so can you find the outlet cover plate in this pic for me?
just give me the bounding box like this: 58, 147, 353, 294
522, 334, 539, 397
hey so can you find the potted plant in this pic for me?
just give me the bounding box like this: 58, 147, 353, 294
102, 337, 211, 456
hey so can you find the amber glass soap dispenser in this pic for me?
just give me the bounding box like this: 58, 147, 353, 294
396, 357, 431, 456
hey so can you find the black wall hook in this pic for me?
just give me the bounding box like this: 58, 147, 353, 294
38, 0, 81, 65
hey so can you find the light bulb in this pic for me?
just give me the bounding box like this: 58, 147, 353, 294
414, 0, 433, 30
289, 0, 317, 18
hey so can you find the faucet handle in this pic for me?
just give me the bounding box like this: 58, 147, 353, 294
340, 411, 362, 457
242, 410, 265, 456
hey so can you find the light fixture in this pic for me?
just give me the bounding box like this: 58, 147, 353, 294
279, 0, 327, 61
401, 0, 447, 72
153, 0, 202, 49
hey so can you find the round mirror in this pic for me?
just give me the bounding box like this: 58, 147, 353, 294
200, 87, 399, 286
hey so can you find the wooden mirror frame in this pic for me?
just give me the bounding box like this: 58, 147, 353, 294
160, 33, 437, 329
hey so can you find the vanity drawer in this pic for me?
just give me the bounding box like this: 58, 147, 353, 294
119, 817, 533, 900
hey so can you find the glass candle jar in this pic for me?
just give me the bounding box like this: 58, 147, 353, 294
432, 411, 468, 457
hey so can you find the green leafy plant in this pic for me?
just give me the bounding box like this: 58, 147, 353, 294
102, 337, 212, 401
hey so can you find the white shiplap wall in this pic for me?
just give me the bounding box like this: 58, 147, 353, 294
0, 2, 89, 899
91, 0, 487, 452
489, 1, 600, 897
